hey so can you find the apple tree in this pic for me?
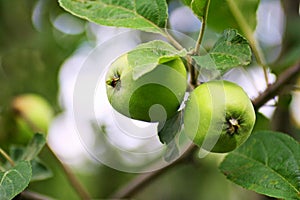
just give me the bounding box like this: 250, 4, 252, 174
0, 0, 300, 199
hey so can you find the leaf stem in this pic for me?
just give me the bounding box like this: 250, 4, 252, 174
189, 0, 211, 87
0, 147, 15, 167
226, 0, 269, 86
164, 29, 184, 50
194, 0, 211, 55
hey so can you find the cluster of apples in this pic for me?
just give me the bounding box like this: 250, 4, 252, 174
105, 53, 255, 153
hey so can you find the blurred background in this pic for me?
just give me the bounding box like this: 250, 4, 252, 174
0, 0, 300, 199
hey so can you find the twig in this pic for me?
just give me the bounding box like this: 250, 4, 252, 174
0, 147, 15, 167
111, 144, 198, 198
45, 144, 91, 200
253, 61, 300, 110
226, 0, 269, 87
11, 104, 90, 200
17, 190, 54, 200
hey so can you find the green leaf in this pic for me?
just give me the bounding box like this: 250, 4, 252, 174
207, 0, 259, 32
127, 40, 187, 79
22, 133, 46, 161
191, 0, 210, 20
252, 112, 271, 132
30, 159, 52, 182
158, 111, 183, 144
219, 131, 300, 199
0, 161, 32, 200
59, 0, 168, 35
181, 0, 192, 6
9, 134, 51, 182
182, 0, 210, 21
193, 29, 251, 74
158, 112, 183, 162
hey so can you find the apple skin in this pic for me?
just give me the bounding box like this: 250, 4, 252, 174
12, 93, 54, 135
106, 54, 187, 122
184, 80, 256, 153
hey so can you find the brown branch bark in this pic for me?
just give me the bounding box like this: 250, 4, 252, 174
111, 144, 198, 198
15, 190, 53, 200
111, 61, 300, 199
252, 61, 300, 110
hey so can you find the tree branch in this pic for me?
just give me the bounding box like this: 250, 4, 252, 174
111, 61, 300, 199
252, 61, 300, 110
45, 144, 91, 200
16, 190, 54, 200
111, 144, 198, 198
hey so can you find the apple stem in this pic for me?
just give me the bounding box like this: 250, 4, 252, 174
107, 76, 120, 88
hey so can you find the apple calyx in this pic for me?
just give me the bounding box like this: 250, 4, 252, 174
227, 117, 240, 136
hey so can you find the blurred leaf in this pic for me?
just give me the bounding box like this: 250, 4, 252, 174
181, 0, 192, 6
9, 134, 51, 182
220, 131, 300, 199
191, 0, 210, 20
30, 158, 52, 182
59, 0, 168, 35
158, 111, 183, 162
274, 44, 300, 74
158, 111, 182, 144
22, 133, 46, 161
252, 112, 271, 132
193, 29, 251, 74
207, 0, 259, 33
28, 147, 80, 199
127, 40, 187, 79
0, 161, 32, 200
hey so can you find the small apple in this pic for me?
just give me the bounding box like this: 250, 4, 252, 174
12, 93, 54, 135
184, 80, 255, 153
106, 54, 187, 122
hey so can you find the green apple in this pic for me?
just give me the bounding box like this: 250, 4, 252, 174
184, 80, 255, 153
12, 93, 54, 135
106, 54, 187, 122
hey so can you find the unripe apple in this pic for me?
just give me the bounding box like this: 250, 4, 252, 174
12, 93, 54, 135
106, 54, 187, 122
184, 80, 255, 153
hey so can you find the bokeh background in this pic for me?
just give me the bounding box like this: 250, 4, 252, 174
0, 0, 300, 199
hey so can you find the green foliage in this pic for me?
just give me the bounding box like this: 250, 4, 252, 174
21, 133, 46, 161
207, 0, 259, 33
193, 29, 251, 74
0, 161, 32, 200
158, 111, 183, 162
9, 134, 52, 182
59, 0, 168, 35
183, 0, 210, 21
1, 0, 299, 199
127, 40, 187, 79
0, 134, 48, 198
220, 131, 300, 199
